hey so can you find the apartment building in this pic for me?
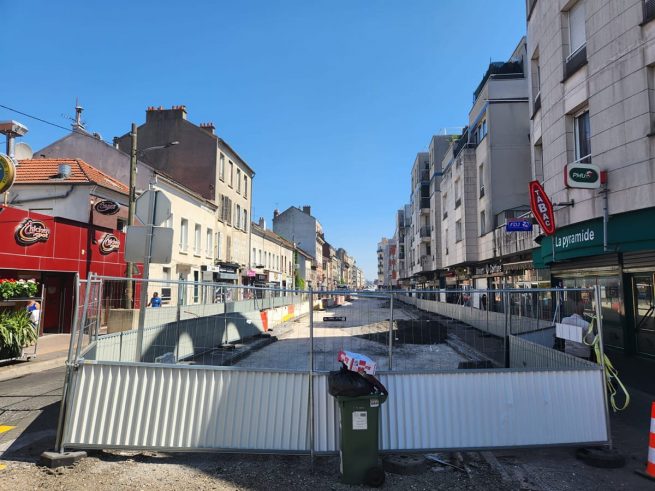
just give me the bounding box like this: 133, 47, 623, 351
147, 174, 218, 304
395, 205, 411, 286
323, 243, 340, 290
527, 0, 655, 360
408, 152, 431, 287
427, 135, 454, 283
116, 106, 254, 285
250, 219, 294, 289
440, 129, 479, 288
273, 206, 325, 288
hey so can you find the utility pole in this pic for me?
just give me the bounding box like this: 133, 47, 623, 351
125, 123, 138, 307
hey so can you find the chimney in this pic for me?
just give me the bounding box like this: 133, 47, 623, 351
200, 122, 215, 134
302, 205, 311, 215
273, 209, 279, 219
145, 105, 188, 122
0, 120, 29, 159
258, 217, 266, 230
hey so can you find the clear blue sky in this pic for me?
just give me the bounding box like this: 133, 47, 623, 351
2, 0, 525, 280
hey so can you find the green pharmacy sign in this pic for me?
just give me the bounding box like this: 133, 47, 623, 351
565, 162, 601, 189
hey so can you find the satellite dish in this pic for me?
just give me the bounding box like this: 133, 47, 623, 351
14, 142, 33, 160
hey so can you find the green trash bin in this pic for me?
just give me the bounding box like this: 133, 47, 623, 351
337, 392, 388, 487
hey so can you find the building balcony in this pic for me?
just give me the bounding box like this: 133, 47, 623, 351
420, 170, 430, 182
473, 59, 524, 102
420, 197, 430, 210
419, 226, 431, 239
420, 255, 431, 268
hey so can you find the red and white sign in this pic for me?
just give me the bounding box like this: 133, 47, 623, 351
529, 180, 555, 236
15, 218, 51, 246
99, 233, 120, 255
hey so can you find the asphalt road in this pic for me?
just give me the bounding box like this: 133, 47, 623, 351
0, 366, 65, 462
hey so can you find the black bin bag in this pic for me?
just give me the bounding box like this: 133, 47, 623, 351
328, 364, 375, 397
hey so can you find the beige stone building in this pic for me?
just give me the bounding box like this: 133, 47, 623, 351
250, 219, 294, 289
527, 0, 655, 359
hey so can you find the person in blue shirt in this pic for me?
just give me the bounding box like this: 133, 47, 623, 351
147, 292, 162, 307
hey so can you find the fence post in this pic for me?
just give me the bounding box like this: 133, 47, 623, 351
594, 284, 613, 450
504, 290, 510, 368
388, 292, 394, 371
308, 287, 315, 468
174, 280, 184, 362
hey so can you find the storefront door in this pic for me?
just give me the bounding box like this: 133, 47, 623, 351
633, 273, 655, 357
42, 273, 74, 334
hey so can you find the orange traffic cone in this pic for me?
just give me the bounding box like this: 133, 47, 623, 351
636, 402, 655, 481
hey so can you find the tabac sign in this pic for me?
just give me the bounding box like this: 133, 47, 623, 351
565, 162, 601, 189
529, 180, 555, 236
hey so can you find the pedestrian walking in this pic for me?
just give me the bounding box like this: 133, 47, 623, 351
147, 292, 162, 307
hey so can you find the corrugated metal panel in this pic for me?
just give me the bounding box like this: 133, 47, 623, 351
313, 370, 608, 452
64, 363, 310, 451
509, 335, 596, 369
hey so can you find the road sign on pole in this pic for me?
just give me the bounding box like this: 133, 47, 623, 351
124, 226, 174, 263
136, 190, 171, 225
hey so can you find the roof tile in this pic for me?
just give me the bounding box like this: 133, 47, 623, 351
15, 158, 128, 194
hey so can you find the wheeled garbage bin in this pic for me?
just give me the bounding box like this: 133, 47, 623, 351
337, 392, 388, 487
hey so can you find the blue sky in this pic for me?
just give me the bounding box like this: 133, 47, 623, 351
2, 0, 526, 280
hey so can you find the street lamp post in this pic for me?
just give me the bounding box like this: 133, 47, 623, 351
124, 121, 178, 308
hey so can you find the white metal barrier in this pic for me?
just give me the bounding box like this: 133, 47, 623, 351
62, 362, 608, 452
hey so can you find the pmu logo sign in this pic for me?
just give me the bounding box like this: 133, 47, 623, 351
529, 180, 555, 236
565, 163, 601, 189
15, 218, 51, 246
99, 233, 120, 254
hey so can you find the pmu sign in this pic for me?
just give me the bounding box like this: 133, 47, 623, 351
529, 180, 555, 236
506, 219, 533, 232
565, 162, 601, 189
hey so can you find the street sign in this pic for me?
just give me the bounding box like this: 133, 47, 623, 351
124, 225, 174, 263
565, 162, 601, 189
0, 153, 17, 194
136, 190, 171, 225
506, 220, 533, 232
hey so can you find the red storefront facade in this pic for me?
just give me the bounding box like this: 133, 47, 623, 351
0, 205, 130, 334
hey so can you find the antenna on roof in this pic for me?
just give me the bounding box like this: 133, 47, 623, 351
63, 97, 86, 131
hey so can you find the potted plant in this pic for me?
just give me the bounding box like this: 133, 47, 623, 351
0, 279, 39, 300
0, 310, 38, 359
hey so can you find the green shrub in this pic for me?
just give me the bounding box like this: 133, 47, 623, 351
0, 310, 38, 358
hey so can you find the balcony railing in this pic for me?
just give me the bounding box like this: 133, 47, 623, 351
645, 0, 655, 24
420, 197, 430, 210
564, 44, 587, 80
473, 60, 524, 102
420, 255, 431, 267
420, 226, 431, 238
420, 170, 430, 181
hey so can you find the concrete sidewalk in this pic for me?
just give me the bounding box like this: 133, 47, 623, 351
0, 334, 70, 382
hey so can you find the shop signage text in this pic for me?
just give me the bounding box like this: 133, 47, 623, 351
0, 154, 16, 194
474, 263, 503, 276
15, 218, 51, 246
99, 233, 120, 254
94, 200, 121, 215
529, 180, 555, 236
565, 163, 601, 189
554, 224, 602, 252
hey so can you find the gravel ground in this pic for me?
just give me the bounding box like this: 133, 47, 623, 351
235, 297, 468, 371
1, 451, 518, 490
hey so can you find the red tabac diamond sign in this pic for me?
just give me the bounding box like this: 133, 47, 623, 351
529, 180, 555, 236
